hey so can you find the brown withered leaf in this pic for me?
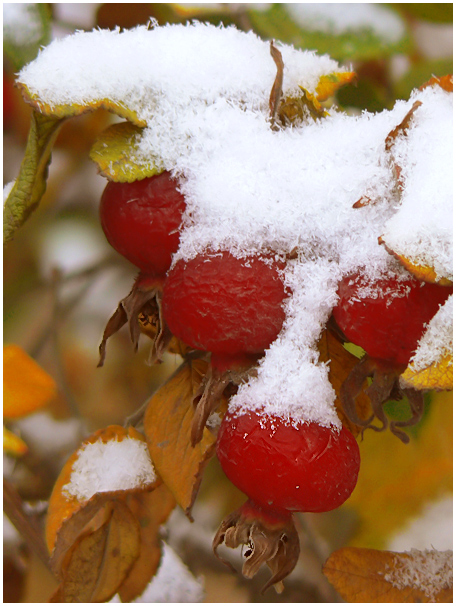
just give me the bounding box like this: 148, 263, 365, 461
385, 100, 423, 153
144, 357, 217, 519
419, 74, 453, 92
118, 485, 176, 602
51, 500, 141, 603
318, 328, 371, 436
323, 547, 453, 603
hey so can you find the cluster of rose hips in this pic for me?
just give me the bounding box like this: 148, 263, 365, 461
99, 171, 451, 590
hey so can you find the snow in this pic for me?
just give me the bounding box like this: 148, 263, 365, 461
285, 3, 405, 44
407, 295, 453, 372
16, 23, 453, 427
388, 495, 453, 552
111, 542, 205, 603
384, 548, 452, 600
62, 435, 156, 501
3, 181, 15, 205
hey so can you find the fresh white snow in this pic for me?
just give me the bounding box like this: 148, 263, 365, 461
16, 22, 452, 427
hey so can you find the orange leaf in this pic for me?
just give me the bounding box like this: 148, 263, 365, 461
118, 485, 176, 602
419, 74, 453, 93
315, 71, 357, 101
46, 425, 158, 555
378, 239, 453, 286
318, 328, 371, 436
401, 353, 453, 391
53, 500, 141, 603
144, 358, 217, 519
323, 547, 453, 603
3, 344, 57, 419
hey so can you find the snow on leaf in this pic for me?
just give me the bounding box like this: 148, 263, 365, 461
50, 500, 141, 603
144, 357, 218, 519
3, 111, 64, 245
46, 425, 158, 555
323, 546, 452, 603
89, 122, 163, 182
400, 295, 453, 391
3, 344, 57, 419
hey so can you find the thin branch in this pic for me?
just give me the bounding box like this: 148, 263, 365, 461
3, 478, 53, 573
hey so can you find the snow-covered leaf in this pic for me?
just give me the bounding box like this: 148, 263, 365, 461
323, 546, 452, 603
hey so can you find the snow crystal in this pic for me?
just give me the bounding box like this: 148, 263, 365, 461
406, 295, 453, 372
388, 495, 453, 552
383, 549, 452, 600
62, 436, 156, 501
286, 3, 405, 44
16, 23, 453, 427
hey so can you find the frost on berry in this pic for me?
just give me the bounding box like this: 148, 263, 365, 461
213, 501, 300, 594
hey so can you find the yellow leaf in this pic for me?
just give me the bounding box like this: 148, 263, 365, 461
346, 391, 452, 548
118, 486, 176, 602
401, 353, 453, 391
54, 500, 141, 603
315, 71, 357, 101
18, 82, 146, 126
3, 425, 28, 456
3, 344, 57, 419
89, 121, 162, 182
323, 547, 453, 603
144, 358, 217, 519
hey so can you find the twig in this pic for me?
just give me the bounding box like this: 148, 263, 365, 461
3, 478, 53, 573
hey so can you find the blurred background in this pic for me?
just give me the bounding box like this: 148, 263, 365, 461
3, 4, 453, 602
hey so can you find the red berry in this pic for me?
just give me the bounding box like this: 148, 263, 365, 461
333, 273, 452, 366
99, 171, 186, 275
162, 252, 288, 364
216, 409, 360, 513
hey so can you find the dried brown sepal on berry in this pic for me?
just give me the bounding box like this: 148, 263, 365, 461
213, 501, 300, 594
98, 274, 172, 367
340, 355, 425, 444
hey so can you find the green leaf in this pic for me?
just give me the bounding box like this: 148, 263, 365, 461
248, 4, 412, 62
89, 122, 163, 182
3, 111, 64, 246
3, 3, 52, 71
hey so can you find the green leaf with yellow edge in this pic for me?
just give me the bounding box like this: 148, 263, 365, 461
344, 390, 452, 549
18, 82, 146, 127
3, 425, 28, 456
89, 121, 163, 183
3, 111, 64, 245
3, 344, 57, 419
323, 546, 453, 603
144, 357, 218, 519
401, 353, 453, 391
315, 72, 357, 102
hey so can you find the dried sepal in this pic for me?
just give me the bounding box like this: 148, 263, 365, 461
98, 274, 170, 367
340, 355, 425, 444
213, 501, 300, 594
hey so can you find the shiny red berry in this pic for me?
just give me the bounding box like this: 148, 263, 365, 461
333, 273, 452, 366
162, 252, 288, 366
216, 409, 360, 513
99, 171, 186, 275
